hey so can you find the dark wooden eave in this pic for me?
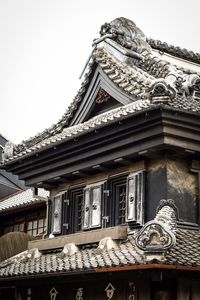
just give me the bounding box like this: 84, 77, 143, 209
3, 107, 200, 187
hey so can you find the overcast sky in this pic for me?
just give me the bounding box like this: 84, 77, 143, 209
0, 0, 199, 144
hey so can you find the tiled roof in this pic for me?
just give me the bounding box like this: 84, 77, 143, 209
1, 99, 153, 164
166, 228, 200, 267
0, 200, 199, 279
1, 17, 200, 164
0, 228, 199, 279
2, 90, 200, 165
148, 38, 200, 65
0, 188, 49, 213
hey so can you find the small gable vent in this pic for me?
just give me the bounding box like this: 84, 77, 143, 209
95, 88, 111, 104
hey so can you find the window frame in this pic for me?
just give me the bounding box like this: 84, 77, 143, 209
47, 169, 145, 237
2, 209, 46, 237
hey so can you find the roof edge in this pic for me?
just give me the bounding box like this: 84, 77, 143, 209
95, 264, 200, 273
148, 38, 200, 65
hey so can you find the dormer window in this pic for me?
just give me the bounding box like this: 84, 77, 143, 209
48, 170, 145, 237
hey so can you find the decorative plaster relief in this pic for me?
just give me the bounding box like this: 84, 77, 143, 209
136, 220, 176, 251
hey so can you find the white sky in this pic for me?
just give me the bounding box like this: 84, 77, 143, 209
0, 0, 199, 144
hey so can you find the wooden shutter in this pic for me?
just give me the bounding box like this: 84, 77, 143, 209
127, 174, 136, 221
62, 191, 70, 235
83, 188, 90, 229
126, 171, 145, 224
91, 186, 102, 228
47, 197, 53, 236
102, 181, 111, 228
83, 183, 103, 229
136, 171, 145, 225
52, 195, 62, 234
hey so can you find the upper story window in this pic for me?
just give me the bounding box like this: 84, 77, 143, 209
48, 170, 145, 236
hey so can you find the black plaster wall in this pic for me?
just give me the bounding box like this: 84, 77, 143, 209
146, 156, 198, 225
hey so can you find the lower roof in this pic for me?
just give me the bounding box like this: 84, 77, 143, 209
0, 202, 199, 281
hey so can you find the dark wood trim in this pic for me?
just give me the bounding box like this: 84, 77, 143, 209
3, 108, 200, 188
95, 264, 200, 273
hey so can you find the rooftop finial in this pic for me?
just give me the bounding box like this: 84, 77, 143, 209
99, 17, 151, 54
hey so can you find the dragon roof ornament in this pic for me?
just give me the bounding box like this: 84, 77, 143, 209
96, 17, 200, 102
99, 17, 151, 54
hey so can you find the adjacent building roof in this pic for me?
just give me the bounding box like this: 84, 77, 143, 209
0, 188, 49, 213
0, 200, 199, 280
1, 17, 200, 166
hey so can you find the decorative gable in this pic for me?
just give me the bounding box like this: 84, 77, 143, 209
69, 67, 133, 126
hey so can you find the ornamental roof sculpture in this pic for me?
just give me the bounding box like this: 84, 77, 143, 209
0, 199, 200, 279
1, 17, 200, 163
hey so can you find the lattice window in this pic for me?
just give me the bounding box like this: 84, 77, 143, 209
3, 222, 24, 234
27, 218, 46, 236
68, 187, 84, 234
118, 184, 127, 225
106, 175, 127, 227
3, 215, 46, 237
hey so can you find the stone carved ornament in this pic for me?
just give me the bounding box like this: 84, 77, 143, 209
2, 142, 14, 161
99, 17, 200, 101
99, 17, 151, 54
150, 81, 176, 102
136, 221, 176, 251
136, 199, 177, 252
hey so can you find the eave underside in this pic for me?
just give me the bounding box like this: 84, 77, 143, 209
4, 108, 200, 188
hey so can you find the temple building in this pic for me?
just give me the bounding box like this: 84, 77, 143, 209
0, 17, 200, 300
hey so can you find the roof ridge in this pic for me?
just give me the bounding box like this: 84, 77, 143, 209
148, 38, 200, 65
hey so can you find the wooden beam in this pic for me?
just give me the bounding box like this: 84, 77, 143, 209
92, 164, 108, 171
114, 157, 131, 165
36, 182, 55, 189
95, 263, 200, 273
28, 225, 127, 251
72, 171, 88, 178
138, 149, 162, 158
52, 176, 70, 183
25, 136, 163, 186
